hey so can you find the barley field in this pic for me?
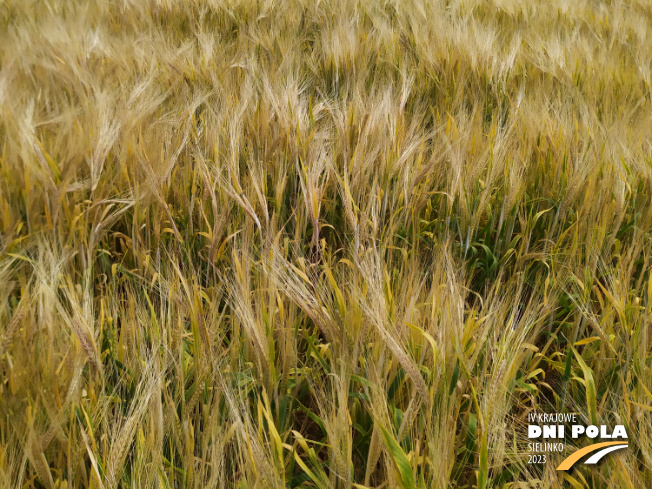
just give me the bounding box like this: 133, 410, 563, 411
0, 0, 651, 488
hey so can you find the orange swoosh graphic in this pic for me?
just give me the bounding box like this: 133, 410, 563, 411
556, 441, 628, 470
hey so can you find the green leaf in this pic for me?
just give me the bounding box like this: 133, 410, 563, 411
449, 360, 460, 395
465, 413, 477, 455
378, 424, 416, 489
572, 347, 598, 425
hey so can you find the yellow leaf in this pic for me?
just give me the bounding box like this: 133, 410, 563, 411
405, 321, 438, 368
630, 401, 652, 413
573, 337, 600, 346
562, 473, 585, 489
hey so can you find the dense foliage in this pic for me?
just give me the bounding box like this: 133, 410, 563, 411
1, 1, 651, 487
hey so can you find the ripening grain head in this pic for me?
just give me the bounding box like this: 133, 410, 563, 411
0, 0, 651, 487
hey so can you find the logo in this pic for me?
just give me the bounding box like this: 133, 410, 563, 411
526, 412, 628, 470
555, 442, 628, 470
